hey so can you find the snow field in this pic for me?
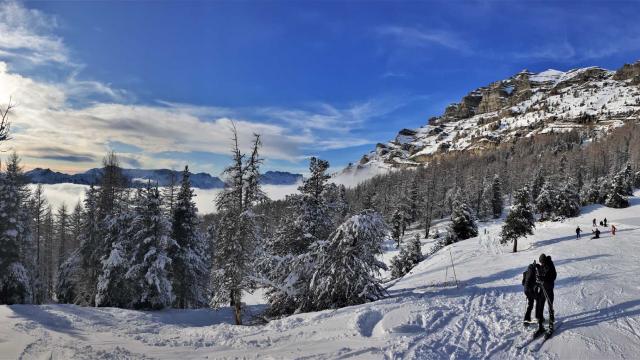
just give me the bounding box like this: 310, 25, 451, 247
3, 192, 640, 359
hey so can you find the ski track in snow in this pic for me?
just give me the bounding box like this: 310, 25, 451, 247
3, 192, 640, 359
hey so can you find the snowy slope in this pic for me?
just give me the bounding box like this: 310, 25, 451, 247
3, 193, 640, 359
353, 61, 640, 172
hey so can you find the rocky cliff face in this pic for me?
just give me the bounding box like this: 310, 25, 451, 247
350, 61, 640, 172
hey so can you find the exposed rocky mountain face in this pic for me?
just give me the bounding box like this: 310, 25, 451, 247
25, 168, 302, 189
350, 60, 640, 172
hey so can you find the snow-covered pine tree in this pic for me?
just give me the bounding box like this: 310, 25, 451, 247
622, 164, 634, 196
55, 203, 70, 269
581, 180, 600, 205
535, 182, 555, 221
531, 168, 545, 201
556, 180, 581, 218
95, 206, 136, 308
491, 174, 503, 219
604, 171, 630, 208
74, 184, 101, 305
450, 191, 478, 240
43, 206, 55, 301
597, 178, 611, 204
309, 210, 387, 310
71, 153, 129, 306
29, 184, 48, 304
210, 131, 264, 324
390, 233, 422, 279
390, 204, 410, 248
408, 177, 421, 222
126, 184, 174, 310
69, 202, 83, 251
170, 166, 209, 308
262, 157, 339, 317
161, 170, 178, 217
500, 186, 535, 253
0, 153, 33, 304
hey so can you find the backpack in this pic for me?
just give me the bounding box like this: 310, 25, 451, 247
522, 263, 537, 291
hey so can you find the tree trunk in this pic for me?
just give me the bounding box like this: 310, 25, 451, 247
233, 291, 242, 325
512, 238, 518, 253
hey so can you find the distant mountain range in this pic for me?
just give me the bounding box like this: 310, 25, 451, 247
25, 168, 303, 189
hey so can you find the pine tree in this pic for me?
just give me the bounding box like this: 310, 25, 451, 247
308, 210, 387, 310
74, 184, 101, 305
42, 206, 55, 301
535, 182, 555, 221
556, 180, 581, 218
69, 202, 83, 251
126, 184, 174, 309
170, 166, 209, 308
0, 153, 33, 304
263, 157, 339, 317
622, 164, 634, 196
55, 204, 70, 268
162, 170, 178, 217
210, 131, 264, 324
29, 184, 48, 304
390, 233, 422, 278
390, 203, 410, 248
500, 186, 535, 253
531, 169, 545, 201
95, 207, 136, 308
450, 192, 478, 240
581, 180, 600, 205
605, 171, 630, 208
491, 174, 503, 219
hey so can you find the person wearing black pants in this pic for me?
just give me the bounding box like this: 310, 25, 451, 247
521, 261, 538, 325
535, 253, 557, 335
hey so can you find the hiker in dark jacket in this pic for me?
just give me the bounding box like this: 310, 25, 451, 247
522, 261, 538, 325
535, 254, 557, 335
576, 226, 582, 239
592, 228, 601, 239
604, 218, 608, 227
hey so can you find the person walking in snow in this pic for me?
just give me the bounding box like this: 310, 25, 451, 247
521, 260, 539, 326
592, 218, 597, 227
535, 254, 557, 337
611, 224, 617, 236
576, 226, 582, 239
604, 218, 608, 227
592, 228, 601, 239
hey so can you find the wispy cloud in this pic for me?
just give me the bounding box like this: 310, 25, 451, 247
376, 25, 471, 53
0, 1, 70, 67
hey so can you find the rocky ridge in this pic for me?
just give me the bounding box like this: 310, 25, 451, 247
349, 61, 640, 173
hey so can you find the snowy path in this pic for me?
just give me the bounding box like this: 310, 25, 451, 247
3, 194, 640, 359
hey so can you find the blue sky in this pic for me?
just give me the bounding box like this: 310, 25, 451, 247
1, 1, 640, 175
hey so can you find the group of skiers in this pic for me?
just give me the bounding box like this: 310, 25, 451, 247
576, 217, 617, 240
522, 253, 557, 338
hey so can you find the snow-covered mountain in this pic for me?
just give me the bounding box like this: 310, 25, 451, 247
4, 191, 640, 359
350, 61, 640, 173
25, 168, 302, 189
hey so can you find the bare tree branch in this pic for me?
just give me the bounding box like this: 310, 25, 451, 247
0, 97, 14, 143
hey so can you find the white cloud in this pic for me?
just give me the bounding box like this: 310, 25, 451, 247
376, 25, 471, 53
0, 2, 412, 174
0, 1, 69, 66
